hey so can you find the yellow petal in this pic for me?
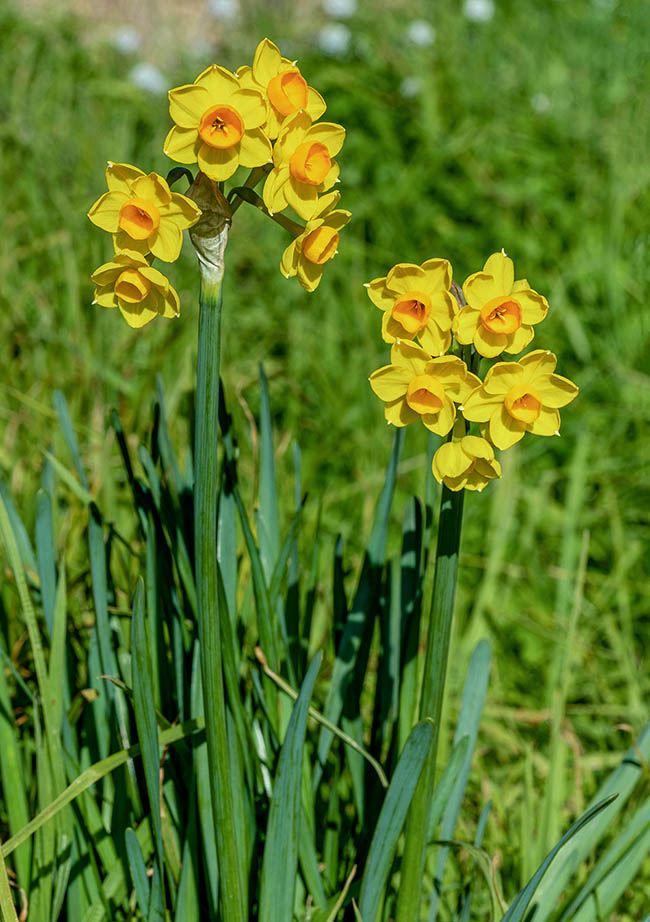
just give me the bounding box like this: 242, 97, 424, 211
483, 362, 524, 395
253, 38, 282, 85
306, 86, 327, 121
304, 121, 346, 157
366, 277, 391, 311
418, 321, 451, 356
238, 128, 273, 168
281, 239, 299, 278
168, 84, 211, 128
390, 340, 431, 375
94, 286, 118, 307
512, 286, 548, 324
534, 374, 579, 408
382, 310, 410, 343
420, 258, 452, 293
166, 192, 202, 229
193, 64, 239, 99
384, 396, 419, 427
430, 290, 457, 327
197, 143, 240, 181
91, 261, 121, 285
262, 166, 290, 214
118, 301, 159, 328
285, 175, 319, 220
139, 265, 169, 289
229, 87, 267, 130
149, 221, 183, 262
462, 436, 495, 460
105, 162, 145, 193
159, 285, 180, 318
297, 258, 325, 292
453, 306, 479, 344
385, 263, 426, 294
112, 230, 149, 256
274, 110, 310, 161
368, 365, 412, 401
503, 324, 534, 355
422, 398, 455, 435
528, 406, 560, 436
489, 406, 525, 450
519, 349, 557, 379
163, 125, 200, 164
88, 191, 127, 232
433, 441, 470, 478
462, 270, 500, 310
463, 387, 503, 423
474, 325, 506, 358
483, 252, 515, 292
131, 173, 171, 206
326, 209, 351, 232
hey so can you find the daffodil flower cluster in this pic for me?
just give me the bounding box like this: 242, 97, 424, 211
368, 251, 578, 491
88, 38, 350, 327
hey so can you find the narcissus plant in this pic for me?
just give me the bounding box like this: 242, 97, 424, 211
280, 191, 350, 291
263, 110, 345, 220
366, 259, 458, 356
432, 423, 501, 491
164, 64, 272, 181
462, 349, 578, 449
453, 251, 549, 357
369, 341, 481, 434
238, 38, 326, 140
88, 162, 201, 261
91, 251, 180, 328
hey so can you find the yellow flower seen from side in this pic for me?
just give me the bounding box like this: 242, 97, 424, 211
237, 38, 326, 140
164, 65, 272, 181
263, 110, 344, 220
88, 162, 201, 262
280, 191, 350, 292
91, 251, 180, 329
432, 424, 501, 492
369, 341, 481, 434
462, 349, 579, 450
453, 251, 549, 358
366, 259, 458, 356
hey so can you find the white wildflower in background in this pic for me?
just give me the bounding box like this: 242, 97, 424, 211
407, 20, 436, 47
400, 76, 422, 98
318, 22, 352, 55
129, 62, 167, 95
531, 92, 551, 113
112, 25, 141, 55
463, 0, 495, 22
322, 0, 357, 18
208, 0, 240, 18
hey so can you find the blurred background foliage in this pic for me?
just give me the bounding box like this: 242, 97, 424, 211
1, 0, 650, 912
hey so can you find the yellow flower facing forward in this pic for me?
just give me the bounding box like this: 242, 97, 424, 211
88, 163, 201, 262
453, 251, 549, 358
164, 65, 272, 181
280, 191, 350, 292
91, 251, 180, 329
366, 259, 458, 356
369, 341, 481, 434
432, 424, 501, 492
263, 110, 344, 220
462, 349, 578, 450
237, 38, 326, 140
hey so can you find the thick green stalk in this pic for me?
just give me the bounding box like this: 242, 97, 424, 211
190, 174, 245, 922
395, 485, 464, 922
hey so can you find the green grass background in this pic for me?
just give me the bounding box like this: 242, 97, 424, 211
1, 0, 650, 914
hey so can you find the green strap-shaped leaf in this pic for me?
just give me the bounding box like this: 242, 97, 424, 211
257, 364, 280, 581
359, 719, 434, 922
259, 652, 322, 922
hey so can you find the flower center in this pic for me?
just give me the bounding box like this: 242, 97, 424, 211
267, 69, 308, 116
302, 226, 339, 264
115, 268, 151, 303
198, 105, 244, 149
504, 386, 541, 423
290, 141, 331, 185
391, 289, 432, 334
118, 197, 161, 240
406, 375, 445, 415
480, 296, 522, 335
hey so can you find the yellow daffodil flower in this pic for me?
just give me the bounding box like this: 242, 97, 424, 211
369, 341, 481, 434
88, 162, 201, 262
453, 251, 549, 358
432, 423, 501, 491
462, 349, 578, 449
280, 191, 350, 291
164, 64, 272, 182
366, 259, 458, 356
263, 110, 344, 220
237, 38, 326, 140
91, 251, 180, 329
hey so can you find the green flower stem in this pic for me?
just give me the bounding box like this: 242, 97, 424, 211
395, 485, 465, 922
194, 273, 245, 922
